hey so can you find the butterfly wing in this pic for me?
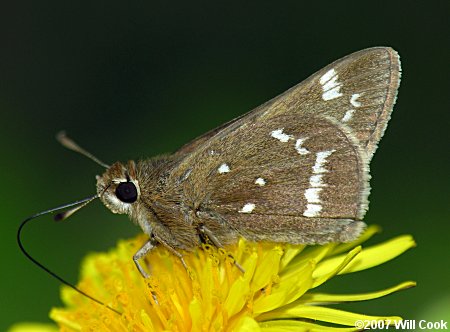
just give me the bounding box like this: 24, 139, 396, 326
166, 47, 400, 244
175, 116, 245, 156
177, 47, 400, 160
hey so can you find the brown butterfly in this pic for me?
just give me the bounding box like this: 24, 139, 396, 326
59, 47, 400, 278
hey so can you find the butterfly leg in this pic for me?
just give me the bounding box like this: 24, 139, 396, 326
153, 233, 188, 271
199, 225, 245, 273
133, 238, 157, 278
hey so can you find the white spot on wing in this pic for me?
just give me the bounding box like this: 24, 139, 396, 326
305, 188, 322, 203
322, 87, 343, 101
218, 163, 230, 174
319, 69, 336, 85
312, 150, 335, 174
303, 204, 322, 217
239, 203, 256, 213
255, 177, 266, 186
309, 174, 325, 187
303, 150, 335, 217
295, 137, 310, 155
350, 93, 362, 107
270, 128, 292, 142
341, 109, 355, 123
319, 68, 343, 101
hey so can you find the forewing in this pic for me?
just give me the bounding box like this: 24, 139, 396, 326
176, 47, 400, 160
273, 46, 401, 159
175, 115, 244, 155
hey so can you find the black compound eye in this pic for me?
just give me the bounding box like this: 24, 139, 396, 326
115, 182, 138, 203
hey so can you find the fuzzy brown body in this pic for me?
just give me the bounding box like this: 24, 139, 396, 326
96, 47, 400, 275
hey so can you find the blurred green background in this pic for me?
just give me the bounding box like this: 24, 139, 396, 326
1, 1, 449, 330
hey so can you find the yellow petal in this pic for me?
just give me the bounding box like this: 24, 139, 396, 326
279, 244, 306, 270
49, 308, 82, 331
141, 309, 156, 330
253, 261, 314, 314
312, 246, 361, 288
223, 276, 250, 317
260, 319, 359, 331
232, 316, 261, 332
242, 252, 258, 283
251, 245, 283, 291
189, 298, 203, 331
301, 281, 416, 304
258, 305, 402, 327
7, 323, 59, 332
281, 244, 334, 279
313, 235, 415, 277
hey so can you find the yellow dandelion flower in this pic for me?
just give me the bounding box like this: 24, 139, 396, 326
12, 225, 416, 332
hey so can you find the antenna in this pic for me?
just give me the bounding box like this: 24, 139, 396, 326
54, 195, 98, 221
56, 131, 110, 168
17, 196, 121, 315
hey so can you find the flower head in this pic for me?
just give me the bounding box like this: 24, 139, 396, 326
18, 225, 416, 331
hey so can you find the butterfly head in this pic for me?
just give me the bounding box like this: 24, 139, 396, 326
96, 160, 141, 215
